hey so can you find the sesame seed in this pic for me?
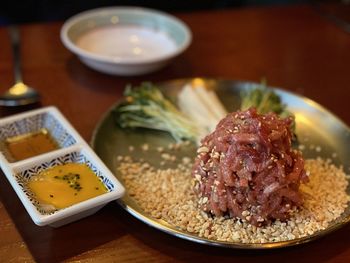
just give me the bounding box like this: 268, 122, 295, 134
197, 146, 209, 154
157, 147, 164, 153
298, 144, 306, 151
141, 144, 149, 151
128, 146, 135, 152
117, 157, 349, 244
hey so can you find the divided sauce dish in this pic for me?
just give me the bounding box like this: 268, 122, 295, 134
0, 106, 125, 227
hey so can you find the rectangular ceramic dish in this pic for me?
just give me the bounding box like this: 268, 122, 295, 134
0, 106, 125, 227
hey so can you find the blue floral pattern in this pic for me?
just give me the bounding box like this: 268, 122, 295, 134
0, 112, 76, 162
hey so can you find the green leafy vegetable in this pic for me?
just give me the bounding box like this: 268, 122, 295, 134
113, 82, 200, 143
240, 80, 296, 133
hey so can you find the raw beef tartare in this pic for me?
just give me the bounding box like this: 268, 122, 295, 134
192, 108, 309, 226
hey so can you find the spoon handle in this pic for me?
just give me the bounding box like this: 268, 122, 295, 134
8, 25, 23, 84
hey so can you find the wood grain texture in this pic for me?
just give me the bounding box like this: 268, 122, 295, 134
0, 4, 349, 263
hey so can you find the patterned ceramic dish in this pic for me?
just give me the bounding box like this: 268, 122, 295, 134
0, 108, 77, 163
60, 6, 192, 76
0, 106, 125, 227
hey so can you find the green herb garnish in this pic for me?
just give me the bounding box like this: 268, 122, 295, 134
54, 173, 82, 192
240, 79, 296, 135
113, 82, 200, 143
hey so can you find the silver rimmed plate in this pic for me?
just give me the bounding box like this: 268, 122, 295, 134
91, 78, 350, 249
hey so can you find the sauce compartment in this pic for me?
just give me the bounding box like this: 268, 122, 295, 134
11, 146, 124, 227
5, 129, 59, 162
0, 107, 125, 227
0, 107, 77, 163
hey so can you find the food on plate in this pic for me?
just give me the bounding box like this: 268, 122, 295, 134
111, 81, 350, 244
177, 83, 227, 138
117, 151, 349, 243
192, 108, 308, 226
113, 82, 201, 143
28, 163, 107, 210
4, 128, 58, 161
113, 81, 296, 145
114, 82, 229, 144
240, 81, 291, 116
240, 81, 296, 136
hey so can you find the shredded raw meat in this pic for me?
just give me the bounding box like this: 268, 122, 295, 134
192, 107, 308, 226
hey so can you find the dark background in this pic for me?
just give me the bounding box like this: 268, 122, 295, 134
1, 0, 309, 25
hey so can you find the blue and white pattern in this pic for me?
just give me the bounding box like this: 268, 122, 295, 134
0, 112, 76, 162
15, 151, 115, 215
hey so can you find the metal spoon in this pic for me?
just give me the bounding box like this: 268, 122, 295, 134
0, 26, 40, 106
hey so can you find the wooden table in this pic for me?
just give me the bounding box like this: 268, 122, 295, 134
0, 4, 349, 263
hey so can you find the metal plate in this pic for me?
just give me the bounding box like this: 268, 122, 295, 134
91, 78, 350, 249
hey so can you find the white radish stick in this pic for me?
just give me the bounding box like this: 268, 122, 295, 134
193, 86, 227, 121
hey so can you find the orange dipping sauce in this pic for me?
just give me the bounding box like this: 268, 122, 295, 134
5, 129, 58, 161
28, 163, 108, 209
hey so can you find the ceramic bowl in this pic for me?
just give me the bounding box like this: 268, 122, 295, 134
0, 107, 125, 227
0, 108, 77, 163
60, 6, 192, 76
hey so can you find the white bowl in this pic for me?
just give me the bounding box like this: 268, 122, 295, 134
60, 7, 192, 76
0, 107, 125, 227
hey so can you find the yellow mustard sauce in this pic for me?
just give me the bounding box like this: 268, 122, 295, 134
28, 163, 108, 209
6, 129, 58, 161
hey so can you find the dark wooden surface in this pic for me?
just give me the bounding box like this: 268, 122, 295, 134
0, 4, 349, 263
